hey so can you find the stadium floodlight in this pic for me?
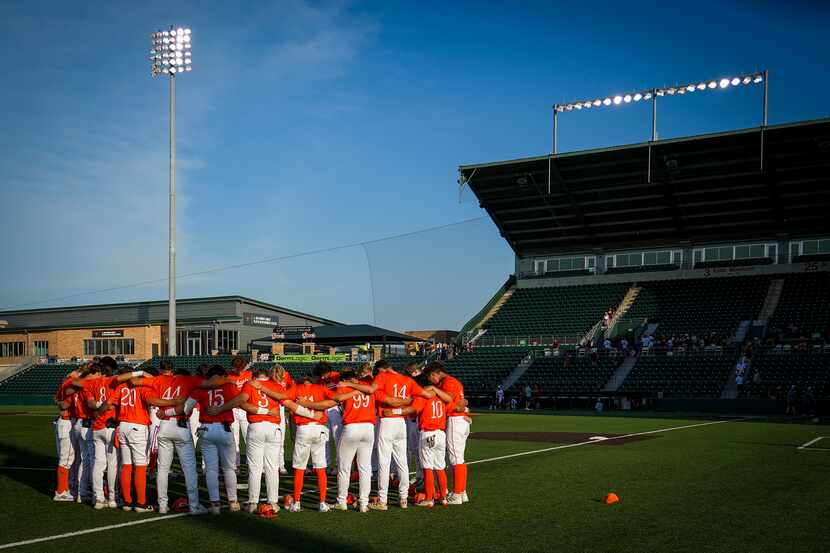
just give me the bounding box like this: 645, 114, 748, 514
149, 25, 193, 357
551, 70, 768, 154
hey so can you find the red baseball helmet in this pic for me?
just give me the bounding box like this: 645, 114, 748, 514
171, 497, 189, 513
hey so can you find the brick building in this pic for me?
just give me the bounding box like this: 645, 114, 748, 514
0, 296, 340, 364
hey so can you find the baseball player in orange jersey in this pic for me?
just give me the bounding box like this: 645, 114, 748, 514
53, 371, 81, 501
425, 361, 471, 505
382, 379, 455, 507
274, 365, 294, 475
302, 365, 410, 513
318, 363, 343, 475
226, 356, 253, 473
210, 364, 319, 514
68, 363, 98, 503
345, 359, 436, 511
253, 362, 336, 512
185, 365, 248, 514
100, 370, 183, 512
71, 357, 144, 509
134, 364, 207, 515
403, 362, 424, 486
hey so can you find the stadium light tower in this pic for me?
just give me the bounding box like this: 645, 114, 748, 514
150, 26, 192, 357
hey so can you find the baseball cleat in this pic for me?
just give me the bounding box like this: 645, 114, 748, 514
318, 502, 331, 513
94, 501, 107, 510
247, 502, 258, 514
334, 502, 348, 511
368, 502, 388, 511
229, 501, 241, 512
399, 498, 408, 509
415, 500, 434, 508
107, 500, 118, 509
445, 493, 463, 505
209, 504, 221, 515
189, 504, 209, 516
359, 503, 369, 513
461, 491, 469, 503
158, 503, 169, 515
289, 501, 302, 513
269, 502, 281, 513
133, 504, 154, 513
52, 491, 74, 502
122, 505, 134, 512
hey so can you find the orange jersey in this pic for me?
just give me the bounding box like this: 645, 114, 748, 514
150, 374, 203, 420
83, 376, 117, 430
114, 384, 158, 425
72, 387, 93, 420
287, 382, 335, 425
440, 375, 466, 416
373, 371, 423, 418
411, 396, 447, 431
190, 383, 239, 424
55, 377, 75, 420
226, 370, 253, 392
241, 380, 285, 424
320, 371, 341, 390
340, 379, 387, 425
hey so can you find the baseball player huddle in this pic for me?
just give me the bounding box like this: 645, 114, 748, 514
52, 355, 471, 516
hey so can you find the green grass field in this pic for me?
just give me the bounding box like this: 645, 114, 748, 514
0, 406, 827, 552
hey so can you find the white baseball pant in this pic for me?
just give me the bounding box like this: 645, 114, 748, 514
200, 423, 237, 503
231, 408, 249, 468
54, 418, 74, 472
156, 420, 199, 510
376, 417, 409, 504
70, 419, 94, 500
292, 424, 329, 470
149, 406, 161, 460
419, 429, 447, 470
278, 406, 287, 471
91, 427, 117, 503
406, 418, 421, 479
245, 421, 282, 505
446, 416, 470, 465
118, 423, 149, 466
325, 406, 343, 468
336, 422, 374, 507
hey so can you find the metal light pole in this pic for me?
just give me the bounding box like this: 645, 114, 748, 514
151, 26, 192, 357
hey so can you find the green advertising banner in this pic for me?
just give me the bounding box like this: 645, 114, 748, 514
271, 354, 348, 363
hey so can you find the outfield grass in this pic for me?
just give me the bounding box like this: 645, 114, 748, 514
0, 407, 827, 552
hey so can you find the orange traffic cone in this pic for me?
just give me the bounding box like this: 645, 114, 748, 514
604, 492, 620, 505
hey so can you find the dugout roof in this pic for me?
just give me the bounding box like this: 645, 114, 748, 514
251, 324, 424, 347
459, 118, 830, 257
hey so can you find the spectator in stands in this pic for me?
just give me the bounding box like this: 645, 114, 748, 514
509, 395, 518, 410
494, 385, 505, 410
801, 387, 816, 418
786, 385, 798, 416
603, 338, 613, 351
595, 398, 603, 413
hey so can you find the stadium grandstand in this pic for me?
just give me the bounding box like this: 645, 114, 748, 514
448, 117, 830, 413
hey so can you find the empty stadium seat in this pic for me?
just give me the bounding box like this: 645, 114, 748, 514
769, 273, 830, 337
484, 283, 630, 339
742, 353, 830, 398
615, 276, 771, 338
0, 364, 76, 395
619, 354, 734, 398
514, 354, 619, 395
443, 347, 531, 395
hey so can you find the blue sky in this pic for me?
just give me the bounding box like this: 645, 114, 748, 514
1, 0, 828, 331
